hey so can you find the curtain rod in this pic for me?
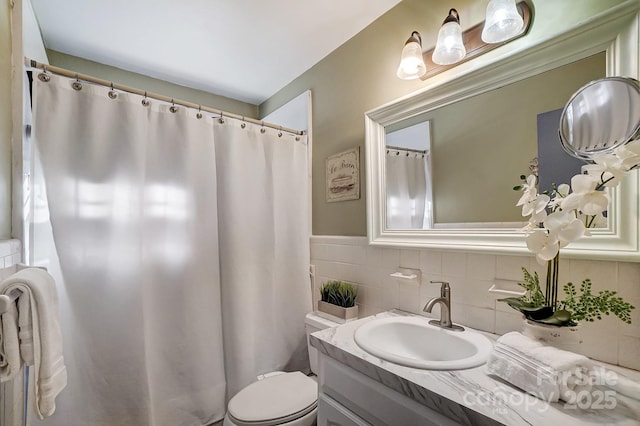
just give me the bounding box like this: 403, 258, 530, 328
25, 58, 305, 136
386, 145, 427, 154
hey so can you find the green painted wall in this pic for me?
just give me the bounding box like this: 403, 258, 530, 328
46, 50, 258, 119
259, 0, 629, 236
428, 53, 604, 224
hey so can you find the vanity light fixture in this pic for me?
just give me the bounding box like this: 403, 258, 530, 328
397, 1, 531, 81
481, 0, 525, 43
432, 9, 466, 66
397, 31, 427, 80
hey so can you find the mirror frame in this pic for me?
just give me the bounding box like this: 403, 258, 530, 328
365, 4, 640, 261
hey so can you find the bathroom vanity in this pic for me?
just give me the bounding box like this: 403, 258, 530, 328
310, 310, 640, 425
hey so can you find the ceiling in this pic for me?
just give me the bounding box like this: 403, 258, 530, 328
30, 0, 402, 105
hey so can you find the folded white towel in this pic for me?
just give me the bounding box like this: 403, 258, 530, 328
486, 331, 593, 402
0, 268, 67, 419
592, 366, 640, 401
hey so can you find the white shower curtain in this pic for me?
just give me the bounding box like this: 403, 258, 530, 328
213, 123, 311, 399
29, 72, 312, 426
31, 74, 226, 425
386, 152, 433, 229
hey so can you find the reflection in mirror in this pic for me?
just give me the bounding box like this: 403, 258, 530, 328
385, 122, 433, 229
559, 77, 640, 160
365, 6, 640, 259
383, 53, 604, 229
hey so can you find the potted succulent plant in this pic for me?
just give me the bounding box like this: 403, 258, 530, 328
317, 280, 358, 323
499, 140, 639, 347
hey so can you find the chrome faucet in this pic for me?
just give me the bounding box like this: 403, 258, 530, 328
423, 281, 464, 331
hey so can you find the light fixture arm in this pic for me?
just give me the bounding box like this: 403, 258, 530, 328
442, 9, 460, 25
406, 31, 422, 46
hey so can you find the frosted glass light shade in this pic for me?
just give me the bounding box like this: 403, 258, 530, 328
432, 10, 466, 66
481, 0, 524, 43
397, 32, 426, 80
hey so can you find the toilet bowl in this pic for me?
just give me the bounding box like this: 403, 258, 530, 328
222, 313, 338, 426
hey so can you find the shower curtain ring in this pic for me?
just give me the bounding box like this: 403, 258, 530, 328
38, 65, 51, 82
196, 105, 203, 119
142, 91, 150, 107
240, 116, 246, 128
72, 73, 83, 91
108, 82, 118, 99
278, 126, 283, 138
170, 99, 178, 113
260, 121, 266, 134
218, 112, 224, 124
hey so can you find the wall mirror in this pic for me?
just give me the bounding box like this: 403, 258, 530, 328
366, 6, 640, 260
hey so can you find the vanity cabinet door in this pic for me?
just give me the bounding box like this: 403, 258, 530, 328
319, 355, 458, 426
318, 393, 371, 426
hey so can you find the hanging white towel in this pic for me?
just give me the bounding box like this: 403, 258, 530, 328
0, 268, 67, 419
0, 298, 21, 381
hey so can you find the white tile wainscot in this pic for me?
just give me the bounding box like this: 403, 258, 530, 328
310, 235, 640, 370
311, 310, 640, 426
0, 239, 21, 279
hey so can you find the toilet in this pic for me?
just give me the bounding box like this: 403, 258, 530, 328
223, 313, 338, 426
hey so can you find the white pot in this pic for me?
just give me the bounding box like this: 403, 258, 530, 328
521, 318, 583, 351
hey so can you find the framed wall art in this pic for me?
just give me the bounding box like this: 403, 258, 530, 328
326, 147, 360, 202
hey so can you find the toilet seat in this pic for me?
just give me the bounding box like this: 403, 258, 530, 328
226, 372, 317, 426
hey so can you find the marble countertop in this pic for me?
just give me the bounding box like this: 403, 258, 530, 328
310, 310, 640, 426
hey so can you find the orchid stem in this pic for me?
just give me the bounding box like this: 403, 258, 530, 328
546, 258, 552, 305
546, 253, 560, 309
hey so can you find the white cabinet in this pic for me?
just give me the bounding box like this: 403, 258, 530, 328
317, 354, 458, 426
318, 394, 371, 426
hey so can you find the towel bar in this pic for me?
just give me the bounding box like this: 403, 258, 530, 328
0, 289, 21, 314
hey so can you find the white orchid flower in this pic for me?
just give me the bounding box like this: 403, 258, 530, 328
561, 174, 609, 216
520, 193, 550, 218
528, 207, 548, 225
521, 221, 539, 233
544, 210, 586, 246
614, 140, 640, 170
584, 155, 626, 187
525, 230, 560, 263
516, 175, 551, 220
548, 183, 570, 210
556, 184, 570, 196
516, 174, 539, 206
523, 174, 537, 191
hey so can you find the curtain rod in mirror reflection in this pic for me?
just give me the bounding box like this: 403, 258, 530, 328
397, 0, 532, 80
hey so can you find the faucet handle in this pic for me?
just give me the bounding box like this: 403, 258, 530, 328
430, 280, 450, 297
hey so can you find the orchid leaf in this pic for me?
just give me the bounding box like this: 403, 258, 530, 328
534, 309, 573, 326
521, 306, 554, 320
498, 297, 530, 310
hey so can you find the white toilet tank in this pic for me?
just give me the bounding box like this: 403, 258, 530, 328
304, 312, 338, 374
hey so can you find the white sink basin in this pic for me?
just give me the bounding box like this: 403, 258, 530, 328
353, 316, 493, 370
